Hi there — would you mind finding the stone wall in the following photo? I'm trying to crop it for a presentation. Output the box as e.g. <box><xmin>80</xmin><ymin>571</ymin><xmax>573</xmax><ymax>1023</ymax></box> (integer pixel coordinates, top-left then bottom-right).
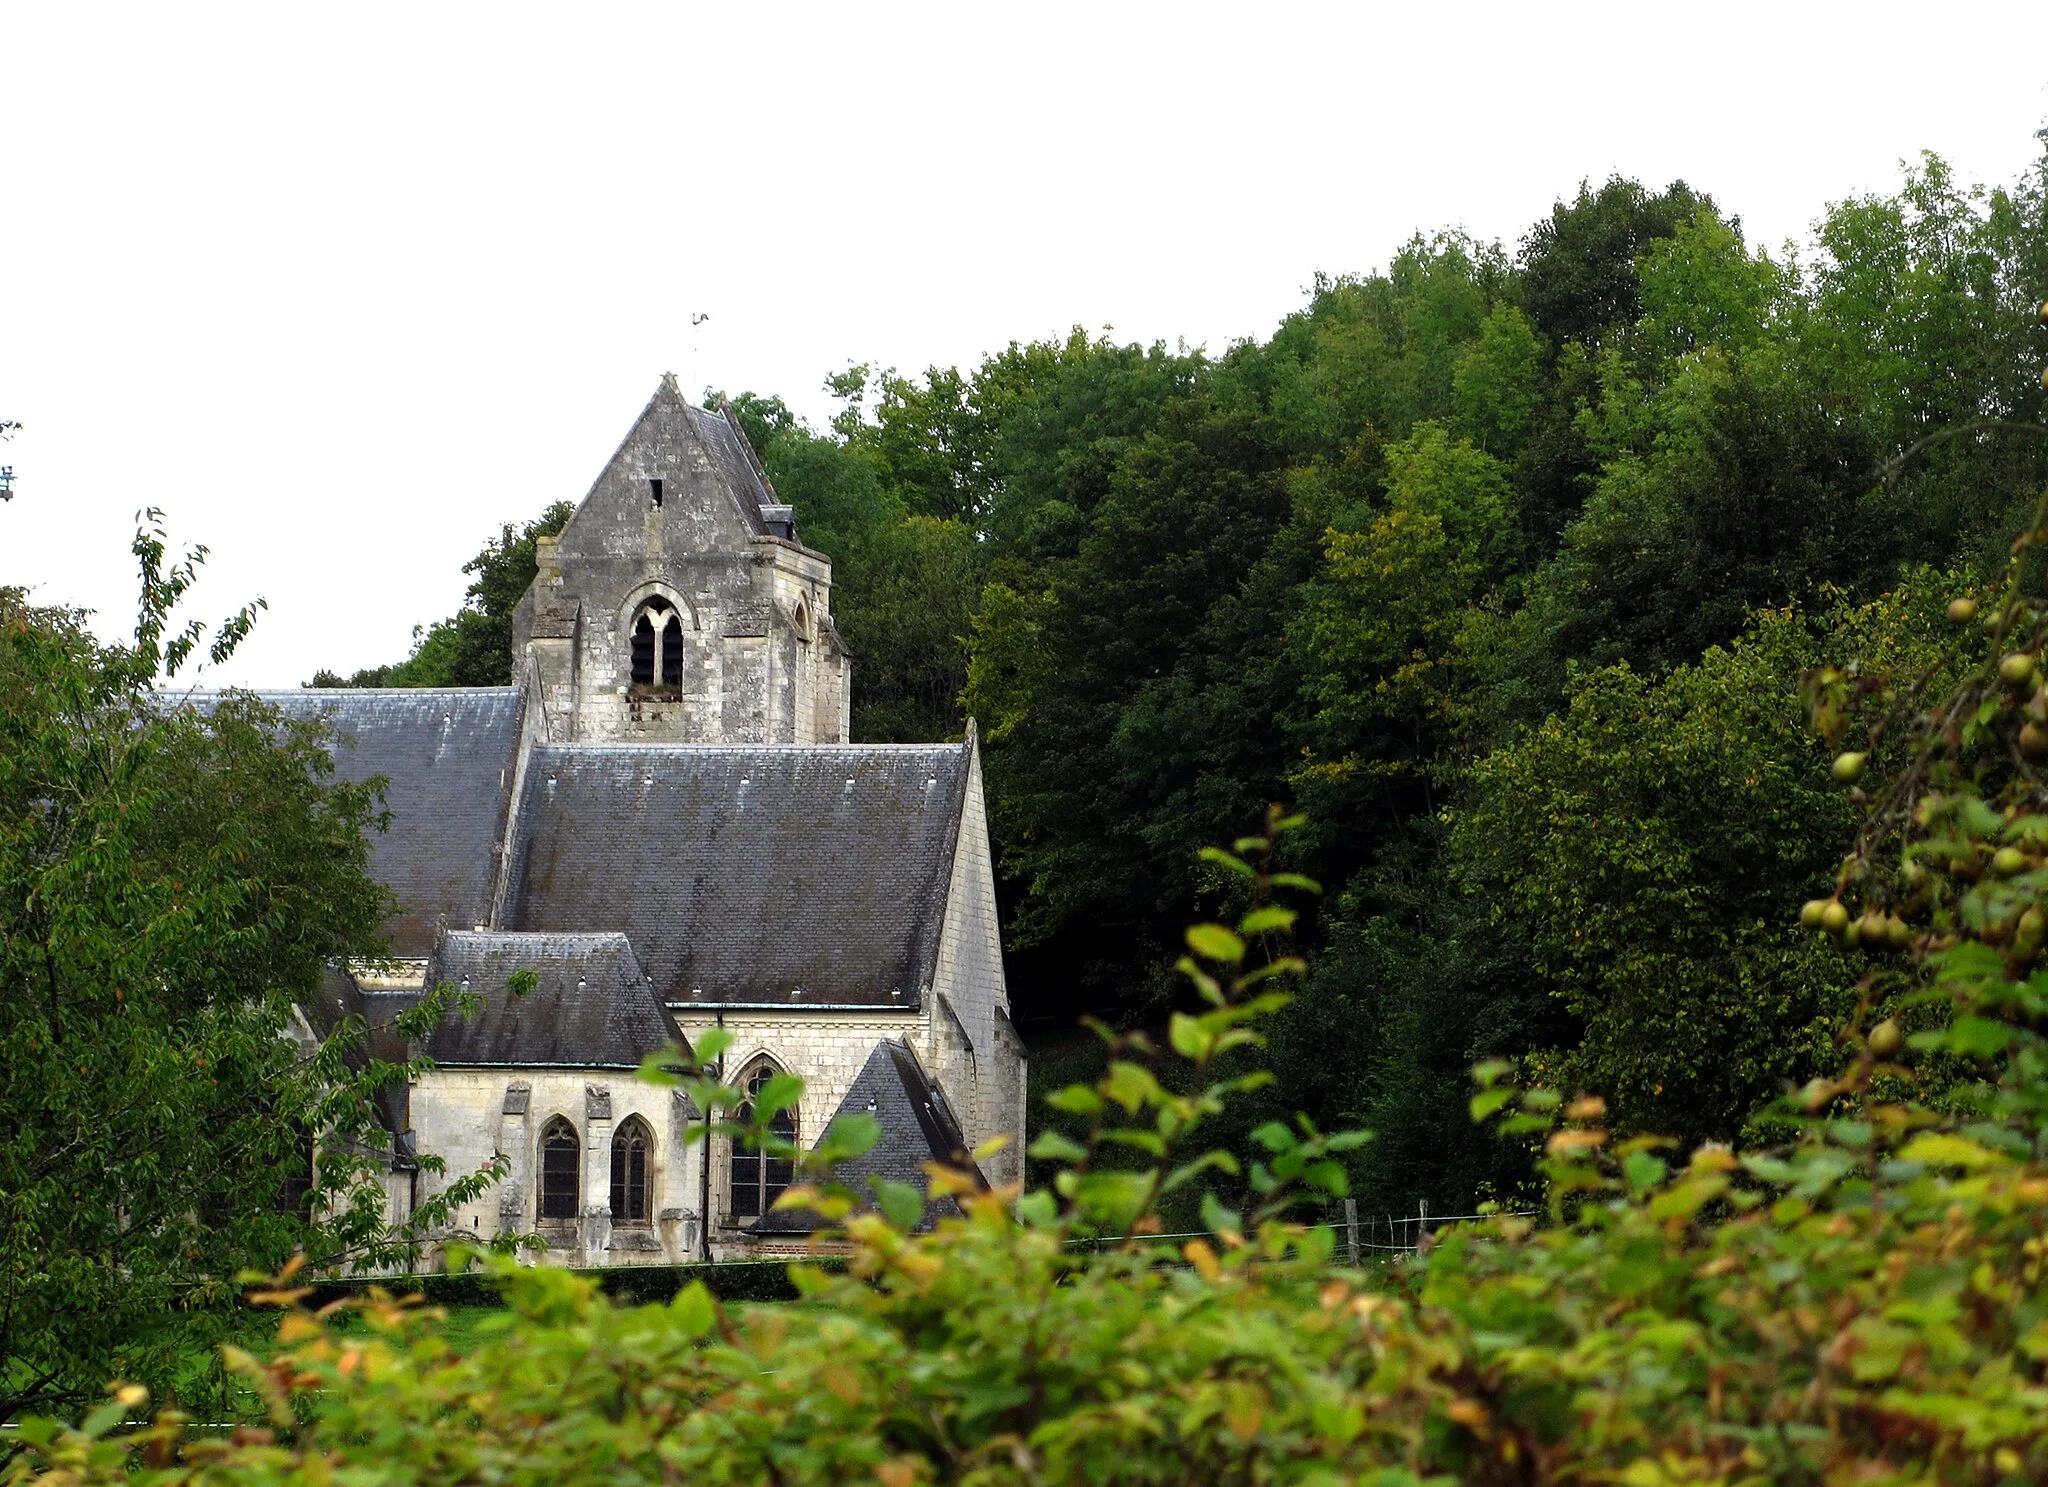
<box><xmin>926</xmin><ymin>728</ymin><xmax>1026</xmax><ymax>1184</ymax></box>
<box><xmin>405</xmin><ymin>1066</ymin><xmax>705</xmax><ymax>1268</ymax></box>
<box><xmin>667</xmin><ymin>1008</ymin><xmax>925</xmax><ymax>1256</ymax></box>
<box><xmin>511</xmin><ymin>380</ymin><xmax>847</xmax><ymax>746</ymax></box>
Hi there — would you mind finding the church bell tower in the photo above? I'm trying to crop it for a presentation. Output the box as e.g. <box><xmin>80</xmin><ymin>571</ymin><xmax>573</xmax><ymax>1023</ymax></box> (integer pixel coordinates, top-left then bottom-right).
<box><xmin>510</xmin><ymin>376</ymin><xmax>852</xmax><ymax>745</ymax></box>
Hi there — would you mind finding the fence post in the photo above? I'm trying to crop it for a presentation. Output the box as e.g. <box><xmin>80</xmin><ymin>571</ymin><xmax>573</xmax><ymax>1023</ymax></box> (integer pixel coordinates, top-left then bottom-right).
<box><xmin>1343</xmin><ymin>1199</ymin><xmax>1359</xmax><ymax>1267</ymax></box>
<box><xmin>1417</xmin><ymin>1198</ymin><xmax>1429</xmax><ymax>1252</ymax></box>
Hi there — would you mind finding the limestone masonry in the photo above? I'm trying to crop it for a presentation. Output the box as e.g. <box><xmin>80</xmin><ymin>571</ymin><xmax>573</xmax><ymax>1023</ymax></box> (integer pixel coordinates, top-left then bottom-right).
<box><xmin>268</xmin><ymin>377</ymin><xmax>1024</xmax><ymax>1267</ymax></box>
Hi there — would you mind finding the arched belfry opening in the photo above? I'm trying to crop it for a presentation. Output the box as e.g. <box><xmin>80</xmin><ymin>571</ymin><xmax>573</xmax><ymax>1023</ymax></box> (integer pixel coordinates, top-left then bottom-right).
<box><xmin>630</xmin><ymin>597</ymin><xmax>685</xmax><ymax>690</ymax></box>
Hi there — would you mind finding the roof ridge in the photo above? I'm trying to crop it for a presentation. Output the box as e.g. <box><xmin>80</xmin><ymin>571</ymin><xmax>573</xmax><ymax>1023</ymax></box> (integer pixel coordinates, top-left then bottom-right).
<box><xmin>530</xmin><ymin>741</ymin><xmax>968</xmax><ymax>755</ymax></box>
<box><xmin>184</xmin><ymin>686</ymin><xmax>526</xmax><ymax>699</ymax></box>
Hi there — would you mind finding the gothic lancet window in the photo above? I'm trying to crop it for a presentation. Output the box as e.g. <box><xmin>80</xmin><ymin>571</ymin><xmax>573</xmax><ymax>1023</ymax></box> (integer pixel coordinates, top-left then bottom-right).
<box><xmin>629</xmin><ymin>597</ymin><xmax>685</xmax><ymax>690</ymax></box>
<box><xmin>610</xmin><ymin>1117</ymin><xmax>652</xmax><ymax>1224</ymax></box>
<box><xmin>728</xmin><ymin>1064</ymin><xmax>796</xmax><ymax>1219</ymax></box>
<box><xmin>539</xmin><ymin>1117</ymin><xmax>579</xmax><ymax>1221</ymax></box>
<box><xmin>661</xmin><ymin>612</ymin><xmax>683</xmax><ymax>686</ymax></box>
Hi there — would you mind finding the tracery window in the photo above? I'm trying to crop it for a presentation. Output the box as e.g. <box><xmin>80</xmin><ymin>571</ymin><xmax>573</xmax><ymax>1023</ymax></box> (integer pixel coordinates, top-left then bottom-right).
<box><xmin>629</xmin><ymin>597</ymin><xmax>685</xmax><ymax>689</ymax></box>
<box><xmin>539</xmin><ymin>1117</ymin><xmax>579</xmax><ymax>1221</ymax></box>
<box><xmin>728</xmin><ymin>1064</ymin><xmax>796</xmax><ymax>1219</ymax></box>
<box><xmin>610</xmin><ymin>1116</ymin><xmax>652</xmax><ymax>1224</ymax></box>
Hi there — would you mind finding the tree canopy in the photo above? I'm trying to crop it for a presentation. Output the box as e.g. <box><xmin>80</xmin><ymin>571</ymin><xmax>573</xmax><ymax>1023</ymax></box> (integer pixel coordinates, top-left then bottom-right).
<box><xmin>0</xmin><ymin>524</ymin><xmax>498</xmax><ymax>1420</ymax></box>
<box><xmin>318</xmin><ymin>141</ymin><xmax>2048</xmax><ymax>1211</ymax></box>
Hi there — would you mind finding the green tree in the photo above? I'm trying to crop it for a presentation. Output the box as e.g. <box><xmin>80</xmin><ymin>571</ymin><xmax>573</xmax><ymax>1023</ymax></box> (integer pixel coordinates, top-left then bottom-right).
<box><xmin>1518</xmin><ymin>176</ymin><xmax>1715</xmax><ymax>350</ymax></box>
<box><xmin>0</xmin><ymin>520</ymin><xmax>496</xmax><ymax>1420</ymax></box>
<box><xmin>1449</xmin><ymin>588</ymin><xmax>1957</xmax><ymax>1142</ymax></box>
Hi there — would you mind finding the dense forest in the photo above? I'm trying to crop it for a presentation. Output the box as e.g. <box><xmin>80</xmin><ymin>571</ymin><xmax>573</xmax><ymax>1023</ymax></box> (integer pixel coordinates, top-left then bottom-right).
<box><xmin>319</xmin><ymin>145</ymin><xmax>2048</xmax><ymax>1214</ymax></box>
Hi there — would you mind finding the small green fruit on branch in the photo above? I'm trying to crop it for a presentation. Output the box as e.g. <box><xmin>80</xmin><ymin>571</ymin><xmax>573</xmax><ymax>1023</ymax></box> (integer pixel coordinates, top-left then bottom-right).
<box><xmin>1832</xmin><ymin>752</ymin><xmax>1867</xmax><ymax>783</ymax></box>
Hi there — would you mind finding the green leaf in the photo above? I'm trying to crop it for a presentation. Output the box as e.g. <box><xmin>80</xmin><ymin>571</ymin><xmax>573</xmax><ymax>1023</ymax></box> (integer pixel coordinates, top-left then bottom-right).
<box><xmin>1186</xmin><ymin>923</ymin><xmax>1246</xmax><ymax>964</ymax></box>
<box><xmin>1177</xmin><ymin>956</ymin><xmax>1224</xmax><ymax>1002</ymax></box>
<box><xmin>1470</xmin><ymin>1087</ymin><xmax>1515</xmax><ymax>1122</ymax></box>
<box><xmin>1102</xmin><ymin>1060</ymin><xmax>1164</xmax><ymax>1113</ymax></box>
<box><xmin>1168</xmin><ymin>1012</ymin><xmax>1213</xmax><ymax>1060</ymax></box>
<box><xmin>1623</xmin><ymin>1151</ymin><xmax>1669</xmax><ymax>1195</ymax></box>
<box><xmin>1100</xmin><ymin>1128</ymin><xmax>1168</xmax><ymax>1158</ymax></box>
<box><xmin>1200</xmin><ymin>1191</ymin><xmax>1243</xmax><ymax>1237</ymax></box>
<box><xmin>669</xmin><ymin>1280</ymin><xmax>717</xmax><ymax>1339</ymax></box>
<box><xmin>1303</xmin><ymin>1159</ymin><xmax>1349</xmax><ymax>1195</ymax></box>
<box><xmin>872</xmin><ymin>1178</ymin><xmax>925</xmax><ymax>1231</ymax></box>
<box><xmin>1069</xmin><ymin>1171</ymin><xmax>1158</xmax><ymax>1229</ymax></box>
<box><xmin>810</xmin><ymin>1113</ymin><xmax>882</xmax><ymax>1166</ymax></box>
<box><xmin>1043</xmin><ymin>1085</ymin><xmax>1104</xmax><ymax>1116</ymax></box>
<box><xmin>1897</xmin><ymin>1133</ymin><xmax>2006</xmax><ymax>1169</ymax></box>
<box><xmin>1198</xmin><ymin>846</ymin><xmax>1256</xmax><ymax>879</ymax></box>
<box><xmin>1249</xmin><ymin>1121</ymin><xmax>1294</xmax><ymax>1153</ymax></box>
<box><xmin>1028</xmin><ymin>1131</ymin><xmax>1088</xmax><ymax>1163</ymax></box>
<box><xmin>1163</xmin><ymin>1150</ymin><xmax>1240</xmax><ymax>1194</ymax></box>
<box><xmin>634</xmin><ymin>1045</ymin><xmax>686</xmax><ymax>1088</ymax></box>
<box><xmin>1238</xmin><ymin>905</ymin><xmax>1296</xmax><ymax>936</ymax></box>
<box><xmin>1946</xmin><ymin>1016</ymin><xmax>2013</xmax><ymax>1056</ymax></box>
<box><xmin>751</xmin><ymin>1073</ymin><xmax>805</xmax><ymax>1118</ymax></box>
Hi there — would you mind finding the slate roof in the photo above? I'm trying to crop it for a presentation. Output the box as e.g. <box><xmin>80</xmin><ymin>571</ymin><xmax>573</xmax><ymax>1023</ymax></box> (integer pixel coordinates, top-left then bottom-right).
<box><xmin>754</xmin><ymin>1038</ymin><xmax>983</xmax><ymax>1234</ymax></box>
<box><xmin>227</xmin><ymin>688</ymin><xmax>527</xmax><ymax>954</ymax></box>
<box><xmin>501</xmin><ymin>743</ymin><xmax>969</xmax><ymax>1008</ymax></box>
<box><xmin>689</xmin><ymin>398</ymin><xmax>777</xmax><ymax>522</ymax></box>
<box><xmin>420</xmin><ymin>931</ymin><xmax>679</xmax><ymax>1068</ymax></box>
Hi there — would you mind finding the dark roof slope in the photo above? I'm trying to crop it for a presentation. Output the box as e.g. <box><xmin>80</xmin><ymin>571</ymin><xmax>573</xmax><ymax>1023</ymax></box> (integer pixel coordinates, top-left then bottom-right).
<box><xmin>235</xmin><ymin>688</ymin><xmax>526</xmax><ymax>954</ymax></box>
<box><xmin>755</xmin><ymin>1038</ymin><xmax>982</xmax><ymax>1234</ymax></box>
<box><xmin>689</xmin><ymin>399</ymin><xmax>776</xmax><ymax>517</ymax></box>
<box><xmin>502</xmin><ymin>743</ymin><xmax>968</xmax><ymax>1007</ymax></box>
<box><xmin>420</xmin><ymin>930</ymin><xmax>678</xmax><ymax>1068</ymax></box>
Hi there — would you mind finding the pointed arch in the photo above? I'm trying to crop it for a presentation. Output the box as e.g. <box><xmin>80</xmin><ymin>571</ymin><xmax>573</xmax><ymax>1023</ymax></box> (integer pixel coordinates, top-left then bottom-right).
<box><xmin>610</xmin><ymin>1115</ymin><xmax>654</xmax><ymax>1224</ymax></box>
<box><xmin>620</xmin><ymin>583</ymin><xmax>699</xmax><ymax>694</ymax></box>
<box><xmin>538</xmin><ymin>1115</ymin><xmax>580</xmax><ymax>1221</ymax></box>
<box><xmin>728</xmin><ymin>1058</ymin><xmax>797</xmax><ymax>1220</ymax></box>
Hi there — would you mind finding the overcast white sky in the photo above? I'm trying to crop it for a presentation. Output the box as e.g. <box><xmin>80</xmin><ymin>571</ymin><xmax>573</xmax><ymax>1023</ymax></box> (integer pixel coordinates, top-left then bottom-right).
<box><xmin>3</xmin><ymin>2</ymin><xmax>2045</xmax><ymax>685</ymax></box>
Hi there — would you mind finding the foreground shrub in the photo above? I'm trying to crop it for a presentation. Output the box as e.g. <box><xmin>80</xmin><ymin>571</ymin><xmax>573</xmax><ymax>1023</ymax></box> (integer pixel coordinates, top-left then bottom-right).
<box><xmin>19</xmin><ymin>498</ymin><xmax>2048</xmax><ymax>1481</ymax></box>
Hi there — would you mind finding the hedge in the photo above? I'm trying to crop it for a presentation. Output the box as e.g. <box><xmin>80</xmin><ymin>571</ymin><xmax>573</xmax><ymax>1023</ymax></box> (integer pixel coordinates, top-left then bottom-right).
<box><xmin>299</xmin><ymin>1257</ymin><xmax>846</xmax><ymax>1312</ymax></box>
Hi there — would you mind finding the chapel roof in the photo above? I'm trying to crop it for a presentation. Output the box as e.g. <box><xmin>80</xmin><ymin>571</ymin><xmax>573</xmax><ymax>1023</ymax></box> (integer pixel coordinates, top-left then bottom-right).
<box><xmin>752</xmin><ymin>1037</ymin><xmax>983</xmax><ymax>1235</ymax></box>
<box><xmin>224</xmin><ymin>687</ymin><xmax>527</xmax><ymax>955</ymax></box>
<box><xmin>420</xmin><ymin>930</ymin><xmax>679</xmax><ymax>1069</ymax></box>
<box><xmin>500</xmin><ymin>742</ymin><xmax>970</xmax><ymax>1009</ymax></box>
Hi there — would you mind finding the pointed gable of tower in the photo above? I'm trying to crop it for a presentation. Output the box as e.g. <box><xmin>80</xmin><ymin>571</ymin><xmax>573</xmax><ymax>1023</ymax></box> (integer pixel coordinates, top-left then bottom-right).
<box><xmin>511</xmin><ymin>377</ymin><xmax>850</xmax><ymax>745</ymax></box>
<box><xmin>551</xmin><ymin>374</ymin><xmax>771</xmax><ymax>561</ymax></box>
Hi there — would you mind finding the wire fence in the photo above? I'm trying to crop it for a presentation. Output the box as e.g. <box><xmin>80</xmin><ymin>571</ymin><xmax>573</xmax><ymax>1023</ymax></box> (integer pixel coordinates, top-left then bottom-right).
<box><xmin>1063</xmin><ymin>1200</ymin><xmax>1533</xmax><ymax>1265</ymax></box>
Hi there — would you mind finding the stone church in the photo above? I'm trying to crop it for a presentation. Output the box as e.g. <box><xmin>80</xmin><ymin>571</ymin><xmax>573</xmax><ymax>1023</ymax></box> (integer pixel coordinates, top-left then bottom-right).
<box><xmin>270</xmin><ymin>376</ymin><xmax>1025</xmax><ymax>1266</ymax></box>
